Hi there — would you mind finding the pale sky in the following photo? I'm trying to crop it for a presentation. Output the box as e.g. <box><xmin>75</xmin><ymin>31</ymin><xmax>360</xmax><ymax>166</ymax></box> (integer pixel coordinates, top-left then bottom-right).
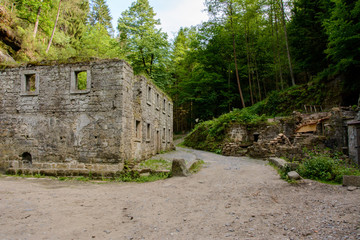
<box><xmin>107</xmin><ymin>0</ymin><xmax>209</xmax><ymax>39</ymax></box>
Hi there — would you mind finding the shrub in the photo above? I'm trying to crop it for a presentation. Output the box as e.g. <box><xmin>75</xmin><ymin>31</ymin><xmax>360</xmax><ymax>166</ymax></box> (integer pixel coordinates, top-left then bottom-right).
<box><xmin>184</xmin><ymin>108</ymin><xmax>267</xmax><ymax>152</ymax></box>
<box><xmin>297</xmin><ymin>150</ymin><xmax>360</xmax><ymax>184</ymax></box>
<box><xmin>297</xmin><ymin>156</ymin><xmax>335</xmax><ymax>181</ymax></box>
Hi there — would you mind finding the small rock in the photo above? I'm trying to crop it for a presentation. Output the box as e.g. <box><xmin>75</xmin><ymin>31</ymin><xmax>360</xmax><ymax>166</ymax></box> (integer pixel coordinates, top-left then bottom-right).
<box><xmin>140</xmin><ymin>172</ymin><xmax>150</xmax><ymax>177</ymax></box>
<box><xmin>288</xmin><ymin>171</ymin><xmax>301</xmax><ymax>180</ymax></box>
<box><xmin>347</xmin><ymin>186</ymin><xmax>357</xmax><ymax>191</ymax></box>
<box><xmin>104</xmin><ymin>230</ymin><xmax>111</xmax><ymax>234</ymax></box>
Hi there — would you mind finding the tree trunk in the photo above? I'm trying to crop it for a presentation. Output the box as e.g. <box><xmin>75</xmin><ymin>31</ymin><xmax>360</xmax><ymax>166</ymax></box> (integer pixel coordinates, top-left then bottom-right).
<box><xmin>229</xmin><ymin>1</ymin><xmax>246</xmax><ymax>108</ymax></box>
<box><xmin>245</xmin><ymin>24</ymin><xmax>254</xmax><ymax>105</ymax></box>
<box><xmin>254</xmin><ymin>56</ymin><xmax>262</xmax><ymax>101</ymax></box>
<box><xmin>33</xmin><ymin>0</ymin><xmax>43</xmax><ymax>38</ymax></box>
<box><xmin>270</xmin><ymin>0</ymin><xmax>279</xmax><ymax>90</ymax></box>
<box><xmin>279</xmin><ymin>0</ymin><xmax>295</xmax><ymax>86</ymax></box>
<box><xmin>46</xmin><ymin>0</ymin><xmax>61</xmax><ymax>53</ymax></box>
<box><xmin>274</xmin><ymin>7</ymin><xmax>284</xmax><ymax>90</ymax></box>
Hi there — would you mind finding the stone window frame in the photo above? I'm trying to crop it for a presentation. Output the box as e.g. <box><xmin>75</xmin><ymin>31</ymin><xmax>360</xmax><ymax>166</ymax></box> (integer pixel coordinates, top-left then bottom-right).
<box><xmin>70</xmin><ymin>67</ymin><xmax>91</xmax><ymax>94</ymax></box>
<box><xmin>156</xmin><ymin>93</ymin><xmax>160</xmax><ymax>111</ymax></box>
<box><xmin>162</xmin><ymin>98</ymin><xmax>166</xmax><ymax>114</ymax></box>
<box><xmin>147</xmin><ymin>86</ymin><xmax>152</xmax><ymax>106</ymax></box>
<box><xmin>20</xmin><ymin>70</ymin><xmax>39</xmax><ymax>96</ymax></box>
<box><xmin>168</xmin><ymin>128</ymin><xmax>171</xmax><ymax>143</ymax></box>
<box><xmin>162</xmin><ymin>127</ymin><xmax>166</xmax><ymax>143</ymax></box>
<box><xmin>146</xmin><ymin>123</ymin><xmax>151</xmax><ymax>142</ymax></box>
<box><xmin>135</xmin><ymin>119</ymin><xmax>142</xmax><ymax>142</ymax></box>
<box><xmin>168</xmin><ymin>102</ymin><xmax>171</xmax><ymax>117</ymax></box>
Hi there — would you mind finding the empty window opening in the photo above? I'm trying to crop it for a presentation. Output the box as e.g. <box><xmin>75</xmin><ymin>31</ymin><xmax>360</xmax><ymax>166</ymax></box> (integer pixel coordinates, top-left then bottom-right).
<box><xmin>147</xmin><ymin>86</ymin><xmax>152</xmax><ymax>102</ymax></box>
<box><xmin>156</xmin><ymin>93</ymin><xmax>160</xmax><ymax>110</ymax></box>
<box><xmin>76</xmin><ymin>71</ymin><xmax>87</xmax><ymax>90</ymax></box>
<box><xmin>168</xmin><ymin>103</ymin><xmax>171</xmax><ymax>115</ymax></box>
<box><xmin>168</xmin><ymin>129</ymin><xmax>171</xmax><ymax>142</ymax></box>
<box><xmin>25</xmin><ymin>74</ymin><xmax>36</xmax><ymax>92</ymax></box>
<box><xmin>136</xmin><ymin>120</ymin><xmax>141</xmax><ymax>139</ymax></box>
<box><xmin>146</xmin><ymin>123</ymin><xmax>151</xmax><ymax>140</ymax></box>
<box><xmin>163</xmin><ymin>99</ymin><xmax>166</xmax><ymax>112</ymax></box>
<box><xmin>162</xmin><ymin>127</ymin><xmax>166</xmax><ymax>141</ymax></box>
<box><xmin>21</xmin><ymin>152</ymin><xmax>32</xmax><ymax>164</ymax></box>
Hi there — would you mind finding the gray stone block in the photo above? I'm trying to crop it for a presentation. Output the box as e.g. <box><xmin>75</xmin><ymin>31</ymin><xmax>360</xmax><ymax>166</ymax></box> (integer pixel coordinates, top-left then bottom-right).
<box><xmin>171</xmin><ymin>159</ymin><xmax>190</xmax><ymax>177</ymax></box>
<box><xmin>269</xmin><ymin>157</ymin><xmax>287</xmax><ymax>169</ymax></box>
<box><xmin>343</xmin><ymin>175</ymin><xmax>360</xmax><ymax>187</ymax></box>
<box><xmin>288</xmin><ymin>171</ymin><xmax>301</xmax><ymax>180</ymax></box>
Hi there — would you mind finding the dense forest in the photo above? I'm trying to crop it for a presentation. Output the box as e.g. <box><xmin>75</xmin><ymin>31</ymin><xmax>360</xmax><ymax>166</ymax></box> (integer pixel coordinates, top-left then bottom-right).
<box><xmin>1</xmin><ymin>0</ymin><xmax>359</xmax><ymax>132</ymax></box>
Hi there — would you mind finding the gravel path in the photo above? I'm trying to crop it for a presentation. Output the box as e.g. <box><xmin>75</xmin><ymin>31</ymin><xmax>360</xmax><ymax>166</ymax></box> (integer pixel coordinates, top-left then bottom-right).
<box><xmin>0</xmin><ymin>147</ymin><xmax>359</xmax><ymax>240</ymax></box>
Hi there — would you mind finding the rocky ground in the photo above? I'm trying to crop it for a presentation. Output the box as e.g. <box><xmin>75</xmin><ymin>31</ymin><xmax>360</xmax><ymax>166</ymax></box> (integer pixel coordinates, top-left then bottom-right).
<box><xmin>0</xmin><ymin>146</ymin><xmax>359</xmax><ymax>240</ymax></box>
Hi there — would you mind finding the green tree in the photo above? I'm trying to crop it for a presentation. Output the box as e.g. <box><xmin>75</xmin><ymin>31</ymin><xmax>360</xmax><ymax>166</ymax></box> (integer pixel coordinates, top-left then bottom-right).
<box><xmin>89</xmin><ymin>0</ymin><xmax>113</xmax><ymax>35</ymax></box>
<box><xmin>324</xmin><ymin>0</ymin><xmax>360</xmax><ymax>74</ymax></box>
<box><xmin>206</xmin><ymin>0</ymin><xmax>246</xmax><ymax>108</ymax></box>
<box><xmin>288</xmin><ymin>0</ymin><xmax>331</xmax><ymax>78</ymax></box>
<box><xmin>117</xmin><ymin>0</ymin><xmax>170</xmax><ymax>88</ymax></box>
<box><xmin>324</xmin><ymin>0</ymin><xmax>360</xmax><ymax>104</ymax></box>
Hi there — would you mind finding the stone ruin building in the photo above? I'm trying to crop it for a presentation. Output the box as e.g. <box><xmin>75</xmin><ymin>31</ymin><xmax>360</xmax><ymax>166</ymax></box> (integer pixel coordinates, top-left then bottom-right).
<box><xmin>0</xmin><ymin>59</ymin><xmax>174</xmax><ymax>177</ymax></box>
<box><xmin>222</xmin><ymin>108</ymin><xmax>360</xmax><ymax>165</ymax></box>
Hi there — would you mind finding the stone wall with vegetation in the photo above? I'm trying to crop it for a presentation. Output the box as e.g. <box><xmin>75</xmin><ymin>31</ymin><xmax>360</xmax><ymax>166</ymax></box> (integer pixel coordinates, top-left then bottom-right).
<box><xmin>0</xmin><ymin>59</ymin><xmax>173</xmax><ymax>176</ymax></box>
<box><xmin>184</xmin><ymin>107</ymin><xmax>358</xmax><ymax>163</ymax></box>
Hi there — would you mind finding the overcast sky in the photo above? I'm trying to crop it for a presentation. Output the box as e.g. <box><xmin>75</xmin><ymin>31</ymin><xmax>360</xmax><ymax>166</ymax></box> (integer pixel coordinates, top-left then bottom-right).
<box><xmin>107</xmin><ymin>0</ymin><xmax>208</xmax><ymax>39</ymax></box>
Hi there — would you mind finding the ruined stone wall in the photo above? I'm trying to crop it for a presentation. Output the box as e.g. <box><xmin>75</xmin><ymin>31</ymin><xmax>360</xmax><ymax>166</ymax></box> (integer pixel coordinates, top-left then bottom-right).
<box><xmin>132</xmin><ymin>76</ymin><xmax>174</xmax><ymax>161</ymax></box>
<box><xmin>0</xmin><ymin>59</ymin><xmax>173</xmax><ymax>176</ymax></box>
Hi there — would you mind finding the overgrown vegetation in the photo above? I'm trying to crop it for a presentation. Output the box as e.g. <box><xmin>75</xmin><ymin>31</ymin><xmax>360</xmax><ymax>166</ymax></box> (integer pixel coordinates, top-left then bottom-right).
<box><xmin>297</xmin><ymin>149</ymin><xmax>360</xmax><ymax>184</ymax></box>
<box><xmin>268</xmin><ymin>148</ymin><xmax>360</xmax><ymax>184</ymax></box>
<box><xmin>184</xmin><ymin>107</ymin><xmax>267</xmax><ymax>152</ymax></box>
<box><xmin>189</xmin><ymin>160</ymin><xmax>205</xmax><ymax>173</ymax></box>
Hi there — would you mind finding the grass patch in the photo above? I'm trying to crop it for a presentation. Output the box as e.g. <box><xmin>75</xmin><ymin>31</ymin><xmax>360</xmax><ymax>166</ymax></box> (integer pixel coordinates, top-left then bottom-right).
<box><xmin>139</xmin><ymin>159</ymin><xmax>171</xmax><ymax>171</ymax></box>
<box><xmin>115</xmin><ymin>171</ymin><xmax>171</xmax><ymax>183</ymax></box>
<box><xmin>189</xmin><ymin>160</ymin><xmax>205</xmax><ymax>173</ymax></box>
<box><xmin>176</xmin><ymin>141</ymin><xmax>188</xmax><ymax>148</ymax></box>
<box><xmin>267</xmin><ymin>162</ymin><xmax>298</xmax><ymax>184</ymax></box>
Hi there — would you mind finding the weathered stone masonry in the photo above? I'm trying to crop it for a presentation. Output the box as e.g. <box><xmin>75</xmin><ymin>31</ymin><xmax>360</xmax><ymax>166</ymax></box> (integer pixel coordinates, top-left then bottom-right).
<box><xmin>0</xmin><ymin>59</ymin><xmax>174</xmax><ymax>176</ymax></box>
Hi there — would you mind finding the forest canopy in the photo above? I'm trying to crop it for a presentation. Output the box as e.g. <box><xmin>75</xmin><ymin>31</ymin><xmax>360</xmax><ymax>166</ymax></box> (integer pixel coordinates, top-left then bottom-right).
<box><xmin>1</xmin><ymin>0</ymin><xmax>359</xmax><ymax>132</ymax></box>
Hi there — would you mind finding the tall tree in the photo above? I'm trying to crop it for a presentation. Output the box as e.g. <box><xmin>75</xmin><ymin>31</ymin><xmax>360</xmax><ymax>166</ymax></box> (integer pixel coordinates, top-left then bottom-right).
<box><xmin>278</xmin><ymin>0</ymin><xmax>295</xmax><ymax>86</ymax></box>
<box><xmin>33</xmin><ymin>0</ymin><xmax>43</xmax><ymax>38</ymax></box>
<box><xmin>288</xmin><ymin>0</ymin><xmax>331</xmax><ymax>78</ymax></box>
<box><xmin>117</xmin><ymin>0</ymin><xmax>170</xmax><ymax>87</ymax></box>
<box><xmin>206</xmin><ymin>0</ymin><xmax>246</xmax><ymax>108</ymax></box>
<box><xmin>324</xmin><ymin>0</ymin><xmax>360</xmax><ymax>74</ymax></box>
<box><xmin>89</xmin><ymin>0</ymin><xmax>113</xmax><ymax>35</ymax></box>
<box><xmin>46</xmin><ymin>0</ymin><xmax>62</xmax><ymax>53</ymax></box>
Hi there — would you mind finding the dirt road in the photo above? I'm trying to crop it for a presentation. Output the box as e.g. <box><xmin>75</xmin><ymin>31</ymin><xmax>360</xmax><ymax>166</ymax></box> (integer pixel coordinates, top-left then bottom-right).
<box><xmin>0</xmin><ymin>147</ymin><xmax>359</xmax><ymax>240</ymax></box>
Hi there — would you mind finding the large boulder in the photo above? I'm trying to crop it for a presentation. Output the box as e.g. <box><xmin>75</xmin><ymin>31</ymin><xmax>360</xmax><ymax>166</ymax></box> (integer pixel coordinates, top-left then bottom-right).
<box><xmin>171</xmin><ymin>159</ymin><xmax>190</xmax><ymax>177</ymax></box>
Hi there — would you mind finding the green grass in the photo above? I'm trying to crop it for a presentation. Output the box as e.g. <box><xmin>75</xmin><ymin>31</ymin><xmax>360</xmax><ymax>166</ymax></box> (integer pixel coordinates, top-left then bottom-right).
<box><xmin>267</xmin><ymin>162</ymin><xmax>298</xmax><ymax>184</ymax></box>
<box><xmin>115</xmin><ymin>171</ymin><xmax>171</xmax><ymax>183</ymax></box>
<box><xmin>189</xmin><ymin>160</ymin><xmax>205</xmax><ymax>173</ymax></box>
<box><xmin>139</xmin><ymin>158</ymin><xmax>171</xmax><ymax>171</ymax></box>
